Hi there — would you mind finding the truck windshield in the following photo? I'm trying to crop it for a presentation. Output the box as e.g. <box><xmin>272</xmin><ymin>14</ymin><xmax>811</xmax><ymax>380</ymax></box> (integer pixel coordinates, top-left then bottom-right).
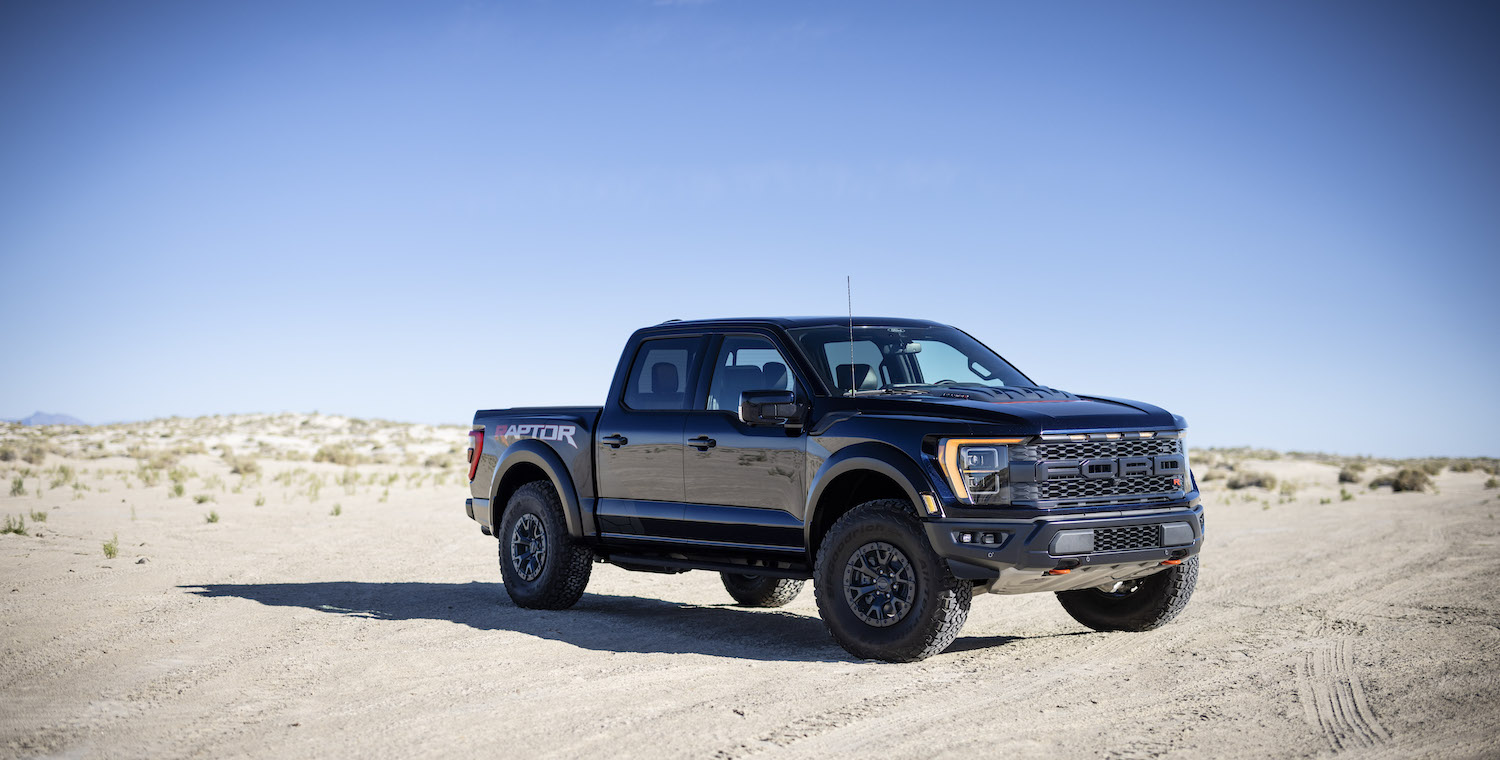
<box><xmin>788</xmin><ymin>325</ymin><xmax>1034</xmax><ymax>395</ymax></box>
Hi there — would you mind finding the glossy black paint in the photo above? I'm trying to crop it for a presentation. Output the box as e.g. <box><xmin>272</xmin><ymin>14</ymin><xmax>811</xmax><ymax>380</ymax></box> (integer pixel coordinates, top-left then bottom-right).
<box><xmin>469</xmin><ymin>317</ymin><xmax>1201</xmax><ymax>586</ymax></box>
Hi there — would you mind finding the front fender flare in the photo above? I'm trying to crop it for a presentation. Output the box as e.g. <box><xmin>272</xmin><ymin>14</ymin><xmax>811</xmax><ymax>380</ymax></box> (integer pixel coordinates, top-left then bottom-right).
<box><xmin>804</xmin><ymin>442</ymin><xmax>936</xmax><ymax>548</ymax></box>
<box><xmin>489</xmin><ymin>440</ymin><xmax>584</xmax><ymax>538</ymax></box>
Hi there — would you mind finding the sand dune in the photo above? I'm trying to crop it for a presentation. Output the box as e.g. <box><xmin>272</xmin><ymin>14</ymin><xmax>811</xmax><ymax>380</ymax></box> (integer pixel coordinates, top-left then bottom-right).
<box><xmin>2</xmin><ymin>416</ymin><xmax>1498</xmax><ymax>758</ymax></box>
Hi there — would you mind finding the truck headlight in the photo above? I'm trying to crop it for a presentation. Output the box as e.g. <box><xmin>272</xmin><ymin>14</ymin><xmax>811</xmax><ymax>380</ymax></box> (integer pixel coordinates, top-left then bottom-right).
<box><xmin>938</xmin><ymin>438</ymin><xmax>1022</xmax><ymax>506</ymax></box>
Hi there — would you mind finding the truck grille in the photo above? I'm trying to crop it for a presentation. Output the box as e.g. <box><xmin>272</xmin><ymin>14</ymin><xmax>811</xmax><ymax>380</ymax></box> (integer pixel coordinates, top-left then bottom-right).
<box><xmin>1011</xmin><ymin>438</ymin><xmax>1182</xmax><ymax>461</ymax></box>
<box><xmin>1093</xmin><ymin>524</ymin><xmax>1162</xmax><ymax>552</ymax></box>
<box><xmin>1017</xmin><ymin>475</ymin><xmax>1182</xmax><ymax>502</ymax></box>
<box><xmin>1008</xmin><ymin>434</ymin><xmax>1187</xmax><ymax>506</ymax></box>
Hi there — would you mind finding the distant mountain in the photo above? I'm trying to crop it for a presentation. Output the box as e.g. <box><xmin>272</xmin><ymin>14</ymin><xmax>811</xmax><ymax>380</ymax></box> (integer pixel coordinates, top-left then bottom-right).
<box><xmin>11</xmin><ymin>412</ymin><xmax>88</xmax><ymax>427</ymax></box>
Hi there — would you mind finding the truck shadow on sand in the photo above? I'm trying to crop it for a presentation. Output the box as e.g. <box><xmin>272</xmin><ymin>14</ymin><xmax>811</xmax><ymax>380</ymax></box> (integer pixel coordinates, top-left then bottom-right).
<box><xmin>181</xmin><ymin>581</ymin><xmax>1042</xmax><ymax>663</ymax></box>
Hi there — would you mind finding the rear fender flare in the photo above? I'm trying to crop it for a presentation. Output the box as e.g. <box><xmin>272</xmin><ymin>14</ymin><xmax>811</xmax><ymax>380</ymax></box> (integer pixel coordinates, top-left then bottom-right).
<box><xmin>489</xmin><ymin>440</ymin><xmax>584</xmax><ymax>538</ymax></box>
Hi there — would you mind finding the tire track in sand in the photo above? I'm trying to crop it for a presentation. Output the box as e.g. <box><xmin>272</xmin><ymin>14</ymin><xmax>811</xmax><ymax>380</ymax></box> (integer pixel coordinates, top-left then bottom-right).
<box><xmin>1294</xmin><ymin>624</ymin><xmax>1390</xmax><ymax>752</ymax></box>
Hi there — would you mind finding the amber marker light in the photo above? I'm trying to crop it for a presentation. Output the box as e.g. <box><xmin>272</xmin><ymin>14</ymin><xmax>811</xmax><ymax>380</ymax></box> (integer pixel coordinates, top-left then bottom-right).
<box><xmin>920</xmin><ymin>493</ymin><xmax>941</xmax><ymax>515</ymax></box>
<box><xmin>938</xmin><ymin>438</ymin><xmax>1023</xmax><ymax>502</ymax></box>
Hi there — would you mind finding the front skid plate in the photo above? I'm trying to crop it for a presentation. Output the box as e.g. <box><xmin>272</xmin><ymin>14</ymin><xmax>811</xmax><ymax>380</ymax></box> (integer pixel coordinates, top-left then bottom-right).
<box><xmin>976</xmin><ymin>559</ymin><xmax>1169</xmax><ymax>595</ymax></box>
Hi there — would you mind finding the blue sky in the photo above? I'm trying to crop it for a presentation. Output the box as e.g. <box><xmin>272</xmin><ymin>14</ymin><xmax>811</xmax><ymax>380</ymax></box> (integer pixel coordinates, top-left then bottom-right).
<box><xmin>1</xmin><ymin>1</ymin><xmax>1496</xmax><ymax>458</ymax></box>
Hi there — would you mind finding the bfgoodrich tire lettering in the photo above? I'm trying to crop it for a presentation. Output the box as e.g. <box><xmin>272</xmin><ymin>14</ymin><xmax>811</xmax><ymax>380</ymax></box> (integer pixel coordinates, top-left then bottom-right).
<box><xmin>497</xmin><ymin>481</ymin><xmax>592</xmax><ymax>610</ymax></box>
<box><xmin>720</xmin><ymin>573</ymin><xmax>805</xmax><ymax>608</ymax></box>
<box><xmin>1055</xmin><ymin>556</ymin><xmax>1198</xmax><ymax>632</ymax></box>
<box><xmin>813</xmin><ymin>500</ymin><xmax>971</xmax><ymax>662</ymax></box>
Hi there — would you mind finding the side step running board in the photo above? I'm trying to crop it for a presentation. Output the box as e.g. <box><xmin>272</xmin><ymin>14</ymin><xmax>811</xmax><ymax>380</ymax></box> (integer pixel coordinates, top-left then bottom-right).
<box><xmin>604</xmin><ymin>552</ymin><xmax>813</xmax><ymax>580</ymax></box>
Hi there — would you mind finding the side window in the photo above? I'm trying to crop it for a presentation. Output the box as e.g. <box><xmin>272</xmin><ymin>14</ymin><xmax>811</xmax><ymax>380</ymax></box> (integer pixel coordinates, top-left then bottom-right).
<box><xmin>622</xmin><ymin>337</ymin><xmax>706</xmax><ymax>411</ymax></box>
<box><xmin>706</xmin><ymin>335</ymin><xmax>796</xmax><ymax>411</ymax></box>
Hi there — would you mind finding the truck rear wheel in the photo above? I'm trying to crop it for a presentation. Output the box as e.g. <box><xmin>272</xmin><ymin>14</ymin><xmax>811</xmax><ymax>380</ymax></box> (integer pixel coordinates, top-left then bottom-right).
<box><xmin>813</xmin><ymin>500</ymin><xmax>971</xmax><ymax>662</ymax></box>
<box><xmin>1055</xmin><ymin>556</ymin><xmax>1198</xmax><ymax>632</ymax></box>
<box><xmin>497</xmin><ymin>481</ymin><xmax>592</xmax><ymax>610</ymax></box>
<box><xmin>720</xmin><ymin>573</ymin><xmax>805</xmax><ymax>607</ymax></box>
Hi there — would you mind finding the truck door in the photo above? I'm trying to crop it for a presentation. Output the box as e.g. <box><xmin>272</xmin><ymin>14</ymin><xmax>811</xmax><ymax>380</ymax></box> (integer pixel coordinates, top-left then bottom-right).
<box><xmin>680</xmin><ymin>333</ymin><xmax>808</xmax><ymax>548</ymax></box>
<box><xmin>594</xmin><ymin>335</ymin><xmax>708</xmax><ymax>537</ymax></box>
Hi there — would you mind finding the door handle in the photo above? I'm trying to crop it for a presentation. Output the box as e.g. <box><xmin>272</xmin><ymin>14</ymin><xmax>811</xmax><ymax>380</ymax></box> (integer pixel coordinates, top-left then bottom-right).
<box><xmin>688</xmin><ymin>435</ymin><xmax>717</xmax><ymax>451</ymax></box>
<box><xmin>601</xmin><ymin>434</ymin><xmax>628</xmax><ymax>448</ymax></box>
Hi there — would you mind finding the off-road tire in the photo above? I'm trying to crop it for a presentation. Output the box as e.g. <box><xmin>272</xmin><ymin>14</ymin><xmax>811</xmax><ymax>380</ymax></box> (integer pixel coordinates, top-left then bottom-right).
<box><xmin>1055</xmin><ymin>556</ymin><xmax>1199</xmax><ymax>632</ymax></box>
<box><xmin>720</xmin><ymin>573</ymin><xmax>805</xmax><ymax>607</ymax></box>
<box><xmin>497</xmin><ymin>481</ymin><xmax>592</xmax><ymax>610</ymax></box>
<box><xmin>813</xmin><ymin>499</ymin><xmax>971</xmax><ymax>662</ymax></box>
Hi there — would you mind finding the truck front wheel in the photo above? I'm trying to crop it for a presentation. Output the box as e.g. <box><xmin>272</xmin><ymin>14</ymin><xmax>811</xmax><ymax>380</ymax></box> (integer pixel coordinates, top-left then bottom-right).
<box><xmin>497</xmin><ymin>481</ymin><xmax>592</xmax><ymax>610</ymax></box>
<box><xmin>1055</xmin><ymin>556</ymin><xmax>1198</xmax><ymax>632</ymax></box>
<box><xmin>720</xmin><ymin>573</ymin><xmax>805</xmax><ymax>607</ymax></box>
<box><xmin>813</xmin><ymin>500</ymin><xmax>971</xmax><ymax>662</ymax></box>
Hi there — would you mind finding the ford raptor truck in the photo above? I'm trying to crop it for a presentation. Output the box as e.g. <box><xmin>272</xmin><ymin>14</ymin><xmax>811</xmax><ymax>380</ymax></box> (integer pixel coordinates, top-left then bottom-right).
<box><xmin>465</xmin><ymin>317</ymin><xmax>1202</xmax><ymax>662</ymax></box>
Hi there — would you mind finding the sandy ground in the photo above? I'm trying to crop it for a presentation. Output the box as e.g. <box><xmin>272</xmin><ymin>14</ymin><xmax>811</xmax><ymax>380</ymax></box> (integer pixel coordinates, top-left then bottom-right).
<box><xmin>2</xmin><ymin>431</ymin><xmax>1499</xmax><ymax>759</ymax></box>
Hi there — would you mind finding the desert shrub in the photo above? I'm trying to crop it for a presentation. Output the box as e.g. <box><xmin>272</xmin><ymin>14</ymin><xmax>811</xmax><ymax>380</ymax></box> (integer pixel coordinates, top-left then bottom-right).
<box><xmin>205</xmin><ymin>510</ymin><xmax>220</xmax><ymax>524</ymax></box>
<box><xmin>1449</xmin><ymin>460</ymin><xmax>1474</xmax><ymax>473</ymax></box>
<box><xmin>48</xmin><ymin>465</ymin><xmax>75</xmax><ymax>489</ymax></box>
<box><xmin>28</xmin><ymin>509</ymin><xmax>47</xmax><ymax>522</ymax></box>
<box><xmin>254</xmin><ymin>493</ymin><xmax>266</xmax><ymax>506</ymax></box>
<box><xmin>0</xmin><ymin>445</ymin><xmax>15</xmax><ymax>461</ymax></box>
<box><xmin>1486</xmin><ymin>477</ymin><xmax>1498</xmax><ymax>490</ymax></box>
<box><xmin>379</xmin><ymin>488</ymin><xmax>389</xmax><ymax>503</ymax></box>
<box><xmin>193</xmin><ymin>494</ymin><xmax>213</xmax><ymax>504</ymax></box>
<box><xmin>21</xmin><ymin>446</ymin><xmax>45</xmax><ymax>465</ymax></box>
<box><xmin>136</xmin><ymin>465</ymin><xmax>162</xmax><ymax>487</ymax></box>
<box><xmin>1368</xmin><ymin>468</ymin><xmax>1433</xmax><ymax>493</ymax></box>
<box><xmin>146</xmin><ymin>451</ymin><xmax>178</xmax><ymax>470</ymax></box>
<box><xmin>1227</xmin><ymin>471</ymin><xmax>1277</xmax><ymax>490</ymax></box>
<box><xmin>224</xmin><ymin>453</ymin><xmax>260</xmax><ymax>475</ymax></box>
<box><xmin>1</xmin><ymin>515</ymin><xmax>26</xmax><ymax>535</ymax></box>
<box><xmin>1415</xmin><ymin>460</ymin><xmax>1444</xmax><ymax>476</ymax></box>
<box><xmin>1340</xmin><ymin>488</ymin><xmax>1355</xmax><ymax>502</ymax></box>
<box><xmin>1319</xmin><ymin>497</ymin><xmax>1331</xmax><ymax>504</ymax></box>
<box><xmin>1338</xmin><ymin>466</ymin><xmax>1363</xmax><ymax>484</ymax></box>
<box><xmin>170</xmin><ymin>483</ymin><xmax>185</xmax><ymax>498</ymax></box>
<box><xmin>330</xmin><ymin>503</ymin><xmax>342</xmax><ymax>516</ymax></box>
<box><xmin>1278</xmin><ymin>482</ymin><xmax>1298</xmax><ymax>498</ymax></box>
<box><xmin>313</xmin><ymin>446</ymin><xmax>362</xmax><ymax>466</ymax></box>
<box><xmin>1200</xmin><ymin>469</ymin><xmax>1225</xmax><ymax>482</ymax></box>
<box><xmin>10</xmin><ymin>476</ymin><xmax>25</xmax><ymax>497</ymax></box>
<box><xmin>167</xmin><ymin>466</ymin><xmax>195</xmax><ymax>484</ymax></box>
<box><xmin>102</xmin><ymin>533</ymin><xmax>118</xmax><ymax>558</ymax></box>
<box><xmin>338</xmin><ymin>468</ymin><xmax>359</xmax><ymax>494</ymax></box>
<box><xmin>423</xmin><ymin>455</ymin><xmax>451</xmax><ymax>469</ymax></box>
<box><xmin>307</xmin><ymin>478</ymin><xmax>323</xmax><ymax>502</ymax></box>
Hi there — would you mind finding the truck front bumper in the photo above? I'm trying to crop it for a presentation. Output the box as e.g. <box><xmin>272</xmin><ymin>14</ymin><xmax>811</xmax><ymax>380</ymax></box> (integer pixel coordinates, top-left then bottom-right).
<box><xmin>924</xmin><ymin>503</ymin><xmax>1204</xmax><ymax>595</ymax></box>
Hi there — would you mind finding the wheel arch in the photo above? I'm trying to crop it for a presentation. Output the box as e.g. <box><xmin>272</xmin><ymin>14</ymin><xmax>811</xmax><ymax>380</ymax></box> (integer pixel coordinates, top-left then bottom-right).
<box><xmin>489</xmin><ymin>441</ymin><xmax>584</xmax><ymax>538</ymax></box>
<box><xmin>804</xmin><ymin>443</ymin><xmax>933</xmax><ymax>558</ymax></box>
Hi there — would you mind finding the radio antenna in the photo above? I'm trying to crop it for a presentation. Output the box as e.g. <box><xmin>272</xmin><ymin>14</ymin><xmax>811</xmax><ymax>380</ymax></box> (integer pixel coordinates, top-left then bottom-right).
<box><xmin>846</xmin><ymin>275</ymin><xmax>855</xmax><ymax>397</ymax></box>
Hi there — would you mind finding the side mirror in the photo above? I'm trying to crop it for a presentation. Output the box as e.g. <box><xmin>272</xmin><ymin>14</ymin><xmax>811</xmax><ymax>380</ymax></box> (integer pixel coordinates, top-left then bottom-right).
<box><xmin>739</xmin><ymin>390</ymin><xmax>807</xmax><ymax>429</ymax></box>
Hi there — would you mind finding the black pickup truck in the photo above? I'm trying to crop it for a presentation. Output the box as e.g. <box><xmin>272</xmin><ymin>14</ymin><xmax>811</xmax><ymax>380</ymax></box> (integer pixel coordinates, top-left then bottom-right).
<box><xmin>466</xmin><ymin>317</ymin><xmax>1202</xmax><ymax>662</ymax></box>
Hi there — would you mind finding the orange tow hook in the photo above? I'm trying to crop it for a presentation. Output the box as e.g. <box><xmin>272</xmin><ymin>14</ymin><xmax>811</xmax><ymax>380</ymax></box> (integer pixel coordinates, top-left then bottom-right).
<box><xmin>1045</xmin><ymin>568</ymin><xmax>1071</xmax><ymax>576</ymax></box>
<box><xmin>1161</xmin><ymin>559</ymin><xmax>1182</xmax><ymax>566</ymax></box>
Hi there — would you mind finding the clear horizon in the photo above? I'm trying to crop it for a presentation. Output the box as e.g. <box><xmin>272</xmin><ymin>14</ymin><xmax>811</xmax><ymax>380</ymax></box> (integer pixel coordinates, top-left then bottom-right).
<box><xmin>2</xmin><ymin>1</ymin><xmax>1497</xmax><ymax>458</ymax></box>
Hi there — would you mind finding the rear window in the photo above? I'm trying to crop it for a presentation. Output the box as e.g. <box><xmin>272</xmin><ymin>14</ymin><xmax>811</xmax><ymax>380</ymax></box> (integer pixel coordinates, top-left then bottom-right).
<box><xmin>622</xmin><ymin>337</ymin><xmax>707</xmax><ymax>411</ymax></box>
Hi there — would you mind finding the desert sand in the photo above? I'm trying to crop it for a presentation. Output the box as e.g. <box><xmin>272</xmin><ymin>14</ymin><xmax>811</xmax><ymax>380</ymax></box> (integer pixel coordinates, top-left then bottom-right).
<box><xmin>2</xmin><ymin>416</ymin><xmax>1498</xmax><ymax>759</ymax></box>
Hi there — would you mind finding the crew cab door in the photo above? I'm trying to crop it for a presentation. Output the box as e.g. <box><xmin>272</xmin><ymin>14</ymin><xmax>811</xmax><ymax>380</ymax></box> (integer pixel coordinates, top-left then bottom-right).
<box><xmin>594</xmin><ymin>335</ymin><xmax>708</xmax><ymax>537</ymax></box>
<box><xmin>680</xmin><ymin>333</ymin><xmax>808</xmax><ymax>549</ymax></box>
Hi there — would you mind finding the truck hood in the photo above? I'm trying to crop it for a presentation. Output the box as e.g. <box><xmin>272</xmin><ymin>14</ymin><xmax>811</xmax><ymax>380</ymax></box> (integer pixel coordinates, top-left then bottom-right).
<box><xmin>847</xmin><ymin>386</ymin><xmax>1181</xmax><ymax>433</ymax></box>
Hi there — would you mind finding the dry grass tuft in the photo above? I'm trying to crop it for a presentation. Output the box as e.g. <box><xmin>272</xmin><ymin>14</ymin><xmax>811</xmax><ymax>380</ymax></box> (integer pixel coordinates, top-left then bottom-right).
<box><xmin>1369</xmin><ymin>468</ymin><xmax>1434</xmax><ymax>493</ymax></box>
